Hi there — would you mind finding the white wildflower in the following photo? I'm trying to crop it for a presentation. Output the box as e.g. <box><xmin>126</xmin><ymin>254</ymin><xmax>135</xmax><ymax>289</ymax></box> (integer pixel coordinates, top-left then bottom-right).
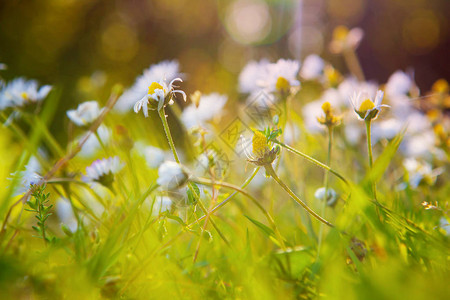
<box><xmin>349</xmin><ymin>90</ymin><xmax>388</xmax><ymax>121</ymax></box>
<box><xmin>56</xmin><ymin>198</ymin><xmax>78</xmax><ymax>233</ymax></box>
<box><xmin>9</xmin><ymin>156</ymin><xmax>43</xmax><ymax>195</ymax></box>
<box><xmin>181</xmin><ymin>93</ymin><xmax>227</xmax><ymax>129</ymax></box>
<box><xmin>134</xmin><ymin>78</ymin><xmax>186</xmax><ymax>116</ymax></box>
<box><xmin>238</xmin><ymin>58</ymin><xmax>300</xmax><ymax>94</ymax></box>
<box><xmin>67</xmin><ymin>100</ymin><xmax>103</xmax><ymax>126</ymax></box>
<box><xmin>314</xmin><ymin>187</ymin><xmax>338</xmax><ymax>206</ymax></box>
<box><xmin>157</xmin><ymin>161</ymin><xmax>189</xmax><ymax>190</ymax></box>
<box><xmin>300</xmin><ymin>54</ymin><xmax>324</xmax><ymax>80</ymax></box>
<box><xmin>385</xmin><ymin>70</ymin><xmax>413</xmax><ymax>98</ymax></box>
<box><xmin>78</xmin><ymin>125</ymin><xmax>111</xmax><ymax>158</ymax></box>
<box><xmin>84</xmin><ymin>156</ymin><xmax>123</xmax><ymax>187</ymax></box>
<box><xmin>238</xmin><ymin>59</ymin><xmax>270</xmax><ymax>93</ymax></box>
<box><xmin>115</xmin><ymin>60</ymin><xmax>182</xmax><ymax>112</ymax></box>
<box><xmin>0</xmin><ymin>78</ymin><xmax>51</xmax><ymax>110</ymax></box>
<box><xmin>403</xmin><ymin>158</ymin><xmax>443</xmax><ymax>188</ymax></box>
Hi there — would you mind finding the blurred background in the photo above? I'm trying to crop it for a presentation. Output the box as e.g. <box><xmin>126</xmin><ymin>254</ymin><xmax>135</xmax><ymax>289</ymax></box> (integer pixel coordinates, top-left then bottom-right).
<box><xmin>0</xmin><ymin>0</ymin><xmax>449</xmax><ymax>123</ymax></box>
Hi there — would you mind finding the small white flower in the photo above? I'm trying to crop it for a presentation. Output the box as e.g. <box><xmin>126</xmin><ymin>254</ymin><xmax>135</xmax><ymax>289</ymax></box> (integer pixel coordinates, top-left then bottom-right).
<box><xmin>300</xmin><ymin>54</ymin><xmax>324</xmax><ymax>80</ymax></box>
<box><xmin>78</xmin><ymin>125</ymin><xmax>111</xmax><ymax>158</ymax></box>
<box><xmin>134</xmin><ymin>78</ymin><xmax>186</xmax><ymax>116</ymax></box>
<box><xmin>238</xmin><ymin>59</ymin><xmax>270</xmax><ymax>94</ymax></box>
<box><xmin>56</xmin><ymin>198</ymin><xmax>77</xmax><ymax>233</ymax></box>
<box><xmin>403</xmin><ymin>158</ymin><xmax>443</xmax><ymax>188</ymax></box>
<box><xmin>9</xmin><ymin>156</ymin><xmax>43</xmax><ymax>195</ymax></box>
<box><xmin>181</xmin><ymin>93</ymin><xmax>227</xmax><ymax>129</ymax></box>
<box><xmin>0</xmin><ymin>78</ymin><xmax>51</xmax><ymax>110</ymax></box>
<box><xmin>115</xmin><ymin>60</ymin><xmax>182</xmax><ymax>112</ymax></box>
<box><xmin>141</xmin><ymin>144</ymin><xmax>166</xmax><ymax>169</ymax></box>
<box><xmin>349</xmin><ymin>90</ymin><xmax>388</xmax><ymax>121</ymax></box>
<box><xmin>67</xmin><ymin>101</ymin><xmax>103</xmax><ymax>126</ymax></box>
<box><xmin>371</xmin><ymin>118</ymin><xmax>403</xmax><ymax>143</ymax></box>
<box><xmin>314</xmin><ymin>187</ymin><xmax>338</xmax><ymax>206</ymax></box>
<box><xmin>152</xmin><ymin>196</ymin><xmax>173</xmax><ymax>215</ymax></box>
<box><xmin>85</xmin><ymin>156</ymin><xmax>123</xmax><ymax>187</ymax></box>
<box><xmin>385</xmin><ymin>70</ymin><xmax>413</xmax><ymax>98</ymax></box>
<box><xmin>238</xmin><ymin>58</ymin><xmax>300</xmax><ymax>94</ymax></box>
<box><xmin>157</xmin><ymin>161</ymin><xmax>189</xmax><ymax>190</ymax></box>
<box><xmin>439</xmin><ymin>217</ymin><xmax>450</xmax><ymax>236</ymax></box>
<box><xmin>263</xmin><ymin>59</ymin><xmax>301</xmax><ymax>93</ymax></box>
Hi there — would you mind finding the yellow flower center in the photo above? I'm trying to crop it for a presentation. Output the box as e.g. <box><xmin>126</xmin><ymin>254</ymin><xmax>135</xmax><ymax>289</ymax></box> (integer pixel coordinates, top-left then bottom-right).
<box><xmin>148</xmin><ymin>82</ymin><xmax>164</xmax><ymax>95</ymax></box>
<box><xmin>252</xmin><ymin>131</ymin><xmax>268</xmax><ymax>157</ymax></box>
<box><xmin>359</xmin><ymin>99</ymin><xmax>375</xmax><ymax>112</ymax></box>
<box><xmin>21</xmin><ymin>92</ymin><xmax>28</xmax><ymax>100</ymax></box>
<box><xmin>333</xmin><ymin>26</ymin><xmax>349</xmax><ymax>42</ymax></box>
<box><xmin>321</xmin><ymin>101</ymin><xmax>332</xmax><ymax>115</ymax></box>
<box><xmin>275</xmin><ymin>77</ymin><xmax>290</xmax><ymax>93</ymax></box>
<box><xmin>432</xmin><ymin>79</ymin><xmax>449</xmax><ymax>94</ymax></box>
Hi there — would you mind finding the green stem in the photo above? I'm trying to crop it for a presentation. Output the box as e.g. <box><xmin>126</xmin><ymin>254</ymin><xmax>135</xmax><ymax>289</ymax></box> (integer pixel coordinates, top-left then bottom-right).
<box><xmin>365</xmin><ymin>119</ymin><xmax>378</xmax><ymax>201</ymax></box>
<box><xmin>264</xmin><ymin>164</ymin><xmax>334</xmax><ymax>228</ymax></box>
<box><xmin>158</xmin><ymin>108</ymin><xmax>180</xmax><ymax>163</ymax></box>
<box><xmin>188</xmin><ymin>167</ymin><xmax>260</xmax><ymax>225</ymax></box>
<box><xmin>193</xmin><ymin>176</ymin><xmax>286</xmax><ymax>249</ymax></box>
<box><xmin>157</xmin><ymin>107</ymin><xmax>229</xmax><ymax>246</ymax></box>
<box><xmin>317</xmin><ymin>127</ymin><xmax>333</xmax><ymax>258</ymax></box>
<box><xmin>273</xmin><ymin>139</ymin><xmax>348</xmax><ymax>185</ymax></box>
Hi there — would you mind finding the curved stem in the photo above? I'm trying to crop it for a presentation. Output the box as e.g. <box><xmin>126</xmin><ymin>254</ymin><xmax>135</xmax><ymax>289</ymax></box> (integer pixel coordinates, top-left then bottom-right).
<box><xmin>158</xmin><ymin>108</ymin><xmax>180</xmax><ymax>163</ymax></box>
<box><xmin>317</xmin><ymin>127</ymin><xmax>333</xmax><ymax>258</ymax></box>
<box><xmin>188</xmin><ymin>168</ymin><xmax>260</xmax><ymax>226</ymax></box>
<box><xmin>272</xmin><ymin>139</ymin><xmax>348</xmax><ymax>185</ymax></box>
<box><xmin>264</xmin><ymin>164</ymin><xmax>334</xmax><ymax>228</ymax></box>
<box><xmin>192</xmin><ymin>175</ymin><xmax>286</xmax><ymax>249</ymax></box>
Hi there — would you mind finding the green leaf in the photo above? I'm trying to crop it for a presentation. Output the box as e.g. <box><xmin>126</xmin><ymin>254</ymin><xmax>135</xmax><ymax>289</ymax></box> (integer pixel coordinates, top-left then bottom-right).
<box><xmin>364</xmin><ymin>129</ymin><xmax>405</xmax><ymax>185</ymax></box>
<box><xmin>244</xmin><ymin>215</ymin><xmax>275</xmax><ymax>237</ymax></box>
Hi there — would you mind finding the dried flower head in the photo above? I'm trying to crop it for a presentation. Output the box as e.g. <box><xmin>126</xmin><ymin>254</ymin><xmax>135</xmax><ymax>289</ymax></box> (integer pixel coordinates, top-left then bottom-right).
<box><xmin>317</xmin><ymin>101</ymin><xmax>341</xmax><ymax>128</ymax></box>
<box><xmin>242</xmin><ymin>131</ymin><xmax>280</xmax><ymax>166</ymax></box>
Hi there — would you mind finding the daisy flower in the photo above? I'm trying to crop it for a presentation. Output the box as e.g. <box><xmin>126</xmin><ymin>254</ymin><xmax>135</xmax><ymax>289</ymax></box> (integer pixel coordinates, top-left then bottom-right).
<box><xmin>85</xmin><ymin>156</ymin><xmax>123</xmax><ymax>187</ymax></box>
<box><xmin>349</xmin><ymin>90</ymin><xmax>388</xmax><ymax>121</ymax></box>
<box><xmin>238</xmin><ymin>59</ymin><xmax>300</xmax><ymax>94</ymax></box>
<box><xmin>0</xmin><ymin>78</ymin><xmax>51</xmax><ymax>110</ymax></box>
<box><xmin>181</xmin><ymin>93</ymin><xmax>227</xmax><ymax>129</ymax></box>
<box><xmin>67</xmin><ymin>100</ymin><xmax>104</xmax><ymax>127</ymax></box>
<box><xmin>403</xmin><ymin>158</ymin><xmax>443</xmax><ymax>189</ymax></box>
<box><xmin>134</xmin><ymin>78</ymin><xmax>186</xmax><ymax>117</ymax></box>
<box><xmin>157</xmin><ymin>161</ymin><xmax>189</xmax><ymax>190</ymax></box>
<box><xmin>329</xmin><ymin>26</ymin><xmax>364</xmax><ymax>53</ymax></box>
<box><xmin>263</xmin><ymin>59</ymin><xmax>301</xmax><ymax>94</ymax></box>
<box><xmin>115</xmin><ymin>60</ymin><xmax>182</xmax><ymax>112</ymax></box>
<box><xmin>9</xmin><ymin>156</ymin><xmax>43</xmax><ymax>195</ymax></box>
<box><xmin>238</xmin><ymin>59</ymin><xmax>270</xmax><ymax>94</ymax></box>
<box><xmin>300</xmin><ymin>54</ymin><xmax>324</xmax><ymax>80</ymax></box>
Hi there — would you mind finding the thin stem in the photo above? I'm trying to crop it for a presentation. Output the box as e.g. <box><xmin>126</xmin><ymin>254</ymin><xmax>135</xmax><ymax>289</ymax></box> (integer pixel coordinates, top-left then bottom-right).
<box><xmin>317</xmin><ymin>127</ymin><xmax>333</xmax><ymax>258</ymax></box>
<box><xmin>157</xmin><ymin>107</ymin><xmax>229</xmax><ymax>247</ymax></box>
<box><xmin>365</xmin><ymin>119</ymin><xmax>378</xmax><ymax>201</ymax></box>
<box><xmin>343</xmin><ymin>48</ymin><xmax>365</xmax><ymax>82</ymax></box>
<box><xmin>158</xmin><ymin>108</ymin><xmax>180</xmax><ymax>163</ymax></box>
<box><xmin>264</xmin><ymin>164</ymin><xmax>334</xmax><ymax>228</ymax></box>
<box><xmin>272</xmin><ymin>139</ymin><xmax>348</xmax><ymax>185</ymax></box>
<box><xmin>192</xmin><ymin>176</ymin><xmax>286</xmax><ymax>249</ymax></box>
